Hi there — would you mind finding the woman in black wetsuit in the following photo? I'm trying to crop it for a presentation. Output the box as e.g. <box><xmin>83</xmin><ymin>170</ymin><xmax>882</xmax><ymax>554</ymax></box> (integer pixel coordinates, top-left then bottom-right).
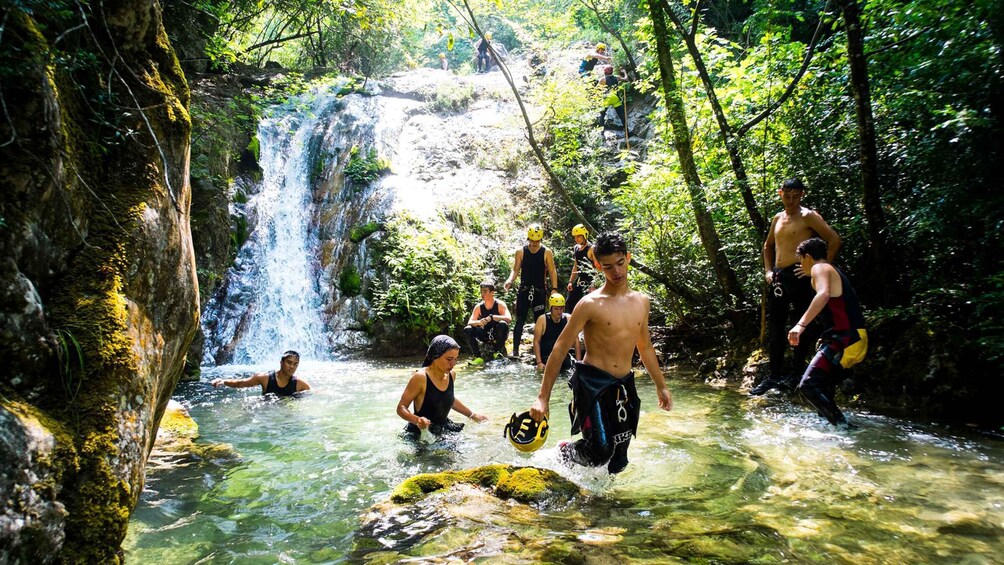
<box><xmin>396</xmin><ymin>335</ymin><xmax>488</xmax><ymax>436</ymax></box>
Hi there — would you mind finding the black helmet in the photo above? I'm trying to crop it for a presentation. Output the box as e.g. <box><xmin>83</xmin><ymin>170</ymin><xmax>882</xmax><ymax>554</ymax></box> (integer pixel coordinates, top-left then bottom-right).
<box><xmin>504</xmin><ymin>411</ymin><xmax>549</xmax><ymax>452</ymax></box>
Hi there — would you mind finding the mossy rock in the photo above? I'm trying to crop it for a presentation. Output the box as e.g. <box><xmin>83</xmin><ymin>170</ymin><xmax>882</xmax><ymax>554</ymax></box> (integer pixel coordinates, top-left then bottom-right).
<box><xmin>391</xmin><ymin>464</ymin><xmax>581</xmax><ymax>505</ymax></box>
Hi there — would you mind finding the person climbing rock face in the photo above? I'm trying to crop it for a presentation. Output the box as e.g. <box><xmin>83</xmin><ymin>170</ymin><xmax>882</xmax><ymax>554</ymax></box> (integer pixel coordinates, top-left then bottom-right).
<box><xmin>579</xmin><ymin>42</ymin><xmax>612</xmax><ymax>76</ymax></box>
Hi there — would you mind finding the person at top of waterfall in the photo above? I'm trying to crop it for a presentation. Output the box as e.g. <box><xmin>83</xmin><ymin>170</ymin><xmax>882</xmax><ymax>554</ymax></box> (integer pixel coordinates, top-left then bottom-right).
<box><xmin>528</xmin><ymin>231</ymin><xmax>673</xmax><ymax>474</ymax></box>
<box><xmin>211</xmin><ymin>350</ymin><xmax>312</xmax><ymax>397</ymax></box>
<box><xmin>750</xmin><ymin>178</ymin><xmax>842</xmax><ymax>396</ymax></box>
<box><xmin>579</xmin><ymin>42</ymin><xmax>612</xmax><ymax>76</ymax></box>
<box><xmin>397</xmin><ymin>335</ymin><xmax>488</xmax><ymax>437</ymax></box>
<box><xmin>566</xmin><ymin>224</ymin><xmax>597</xmax><ymax>313</ymax></box>
<box><xmin>503</xmin><ymin>224</ymin><xmax>558</xmax><ymax>357</ymax></box>
<box><xmin>787</xmin><ymin>237</ymin><xmax>868</xmax><ymax>427</ymax></box>
<box><xmin>438</xmin><ymin>52</ymin><xmax>449</xmax><ymax>71</ymax></box>
<box><xmin>533</xmin><ymin>293</ymin><xmax>581</xmax><ymax>373</ymax></box>
<box><xmin>464</xmin><ymin>280</ymin><xmax>512</xmax><ymax>360</ymax></box>
<box><xmin>475</xmin><ymin>32</ymin><xmax>494</xmax><ymax>73</ymax></box>
<box><xmin>597</xmin><ymin>65</ymin><xmax>630</xmax><ymax>129</ymax></box>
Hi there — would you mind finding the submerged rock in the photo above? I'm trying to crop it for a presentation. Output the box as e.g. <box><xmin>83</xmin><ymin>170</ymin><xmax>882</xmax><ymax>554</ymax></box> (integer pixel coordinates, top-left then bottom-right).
<box><xmin>148</xmin><ymin>400</ymin><xmax>238</xmax><ymax>466</ymax></box>
<box><xmin>390</xmin><ymin>463</ymin><xmax>582</xmax><ymax>505</ymax></box>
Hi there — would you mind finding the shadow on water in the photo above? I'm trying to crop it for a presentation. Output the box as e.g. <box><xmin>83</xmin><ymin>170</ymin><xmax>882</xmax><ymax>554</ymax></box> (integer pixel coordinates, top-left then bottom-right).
<box><xmin>125</xmin><ymin>358</ymin><xmax>1004</xmax><ymax>563</ymax></box>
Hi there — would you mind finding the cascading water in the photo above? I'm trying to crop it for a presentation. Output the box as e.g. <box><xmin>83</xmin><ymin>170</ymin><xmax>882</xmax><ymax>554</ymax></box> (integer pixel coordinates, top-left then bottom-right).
<box><xmin>201</xmin><ymin>90</ymin><xmax>343</xmax><ymax>365</ymax></box>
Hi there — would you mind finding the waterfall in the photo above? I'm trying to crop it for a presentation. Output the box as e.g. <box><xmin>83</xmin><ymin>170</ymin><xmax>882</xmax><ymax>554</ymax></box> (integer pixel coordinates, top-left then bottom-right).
<box><xmin>202</xmin><ymin>90</ymin><xmax>344</xmax><ymax>365</ymax></box>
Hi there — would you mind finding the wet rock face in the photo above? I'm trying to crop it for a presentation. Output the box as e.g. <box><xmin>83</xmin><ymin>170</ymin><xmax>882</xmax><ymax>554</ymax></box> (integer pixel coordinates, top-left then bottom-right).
<box><xmin>0</xmin><ymin>1</ymin><xmax>197</xmax><ymax>562</ymax></box>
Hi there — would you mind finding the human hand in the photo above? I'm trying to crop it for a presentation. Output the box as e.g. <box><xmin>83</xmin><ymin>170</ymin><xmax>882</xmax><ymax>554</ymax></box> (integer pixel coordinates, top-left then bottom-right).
<box><xmin>211</xmin><ymin>378</ymin><xmax>224</xmax><ymax>388</ymax></box>
<box><xmin>503</xmin><ymin>281</ymin><xmax>512</xmax><ymax>292</ymax></box>
<box><xmin>536</xmin><ymin>362</ymin><xmax>545</xmax><ymax>372</ymax></box>
<box><xmin>416</xmin><ymin>417</ymin><xmax>431</xmax><ymax>429</ymax></box>
<box><xmin>794</xmin><ymin>265</ymin><xmax>808</xmax><ymax>278</ymax></box>
<box><xmin>788</xmin><ymin>325</ymin><xmax>804</xmax><ymax>346</ymax></box>
<box><xmin>657</xmin><ymin>386</ymin><xmax>673</xmax><ymax>411</ymax></box>
<box><xmin>470</xmin><ymin>412</ymin><xmax>488</xmax><ymax>423</ymax></box>
<box><xmin>566</xmin><ymin>282</ymin><xmax>573</xmax><ymax>292</ymax></box>
<box><xmin>529</xmin><ymin>397</ymin><xmax>549</xmax><ymax>422</ymax></box>
<box><xmin>765</xmin><ymin>270</ymin><xmax>774</xmax><ymax>284</ymax></box>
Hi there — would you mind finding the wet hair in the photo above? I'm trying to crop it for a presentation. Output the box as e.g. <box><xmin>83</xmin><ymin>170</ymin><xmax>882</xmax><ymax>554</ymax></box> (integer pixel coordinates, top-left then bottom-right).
<box><xmin>796</xmin><ymin>237</ymin><xmax>827</xmax><ymax>260</ymax></box>
<box><xmin>593</xmin><ymin>231</ymin><xmax>628</xmax><ymax>259</ymax></box>
<box><xmin>479</xmin><ymin>280</ymin><xmax>496</xmax><ymax>292</ymax></box>
<box><xmin>281</xmin><ymin>350</ymin><xmax>300</xmax><ymax>361</ymax></box>
<box><xmin>782</xmin><ymin>178</ymin><xmax>806</xmax><ymax>192</ymax></box>
<box><xmin>422</xmin><ymin>335</ymin><xmax>461</xmax><ymax>367</ymax></box>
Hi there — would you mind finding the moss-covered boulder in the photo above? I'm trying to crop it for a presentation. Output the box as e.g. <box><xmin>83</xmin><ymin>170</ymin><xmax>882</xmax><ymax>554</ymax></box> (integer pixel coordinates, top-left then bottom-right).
<box><xmin>0</xmin><ymin>1</ymin><xmax>197</xmax><ymax>562</ymax></box>
<box><xmin>390</xmin><ymin>464</ymin><xmax>582</xmax><ymax>505</ymax></box>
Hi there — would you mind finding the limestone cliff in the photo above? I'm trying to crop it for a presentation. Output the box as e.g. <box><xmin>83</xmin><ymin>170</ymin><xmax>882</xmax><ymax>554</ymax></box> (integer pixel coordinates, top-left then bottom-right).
<box><xmin>0</xmin><ymin>0</ymin><xmax>198</xmax><ymax>562</ymax></box>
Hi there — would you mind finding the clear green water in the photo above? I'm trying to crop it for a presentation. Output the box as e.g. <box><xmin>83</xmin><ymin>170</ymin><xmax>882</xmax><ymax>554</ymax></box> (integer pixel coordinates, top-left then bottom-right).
<box><xmin>125</xmin><ymin>359</ymin><xmax>1004</xmax><ymax>563</ymax></box>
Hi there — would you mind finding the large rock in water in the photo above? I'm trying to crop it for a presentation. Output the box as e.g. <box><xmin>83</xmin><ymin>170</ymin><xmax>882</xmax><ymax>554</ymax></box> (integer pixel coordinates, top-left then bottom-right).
<box><xmin>0</xmin><ymin>1</ymin><xmax>197</xmax><ymax>562</ymax></box>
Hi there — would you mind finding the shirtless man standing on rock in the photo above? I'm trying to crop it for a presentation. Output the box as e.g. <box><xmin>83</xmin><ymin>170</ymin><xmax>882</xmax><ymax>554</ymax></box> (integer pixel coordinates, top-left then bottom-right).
<box><xmin>751</xmin><ymin>178</ymin><xmax>842</xmax><ymax>396</ymax></box>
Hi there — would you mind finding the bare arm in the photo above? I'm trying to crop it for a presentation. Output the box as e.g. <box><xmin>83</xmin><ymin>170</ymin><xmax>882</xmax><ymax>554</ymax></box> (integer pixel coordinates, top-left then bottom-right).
<box><xmin>451</xmin><ymin>395</ymin><xmax>488</xmax><ymax>423</ymax></box>
<box><xmin>545</xmin><ymin>249</ymin><xmax>558</xmax><ymax>291</ymax></box>
<box><xmin>636</xmin><ymin>298</ymin><xmax>672</xmax><ymax>411</ymax></box>
<box><xmin>467</xmin><ymin>303</ymin><xmax>483</xmax><ymax>327</ymax></box>
<box><xmin>763</xmin><ymin>214</ymin><xmax>779</xmax><ymax>283</ymax></box>
<box><xmin>494</xmin><ymin>301</ymin><xmax>512</xmax><ymax>323</ymax></box>
<box><xmin>530</xmin><ymin>302</ymin><xmax>591</xmax><ymax>421</ymax></box>
<box><xmin>212</xmin><ymin>372</ymin><xmax>267</xmax><ymax>390</ymax></box>
<box><xmin>396</xmin><ymin>372</ymin><xmax>430</xmax><ymax>428</ymax></box>
<box><xmin>533</xmin><ymin>315</ymin><xmax>547</xmax><ymax>370</ymax></box>
<box><xmin>806</xmin><ymin>211</ymin><xmax>842</xmax><ymax>262</ymax></box>
<box><xmin>295</xmin><ymin>378</ymin><xmax>312</xmax><ymax>392</ymax></box>
<box><xmin>503</xmin><ymin>248</ymin><xmax>523</xmax><ymax>291</ymax></box>
<box><xmin>568</xmin><ymin>248</ymin><xmax>580</xmax><ymax>292</ymax></box>
<box><xmin>788</xmin><ymin>264</ymin><xmax>833</xmax><ymax>346</ymax></box>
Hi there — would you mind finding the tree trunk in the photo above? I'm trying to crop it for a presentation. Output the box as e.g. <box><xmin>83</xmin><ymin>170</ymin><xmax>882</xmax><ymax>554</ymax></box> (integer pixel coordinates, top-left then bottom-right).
<box><xmin>648</xmin><ymin>0</ymin><xmax>746</xmax><ymax>309</ymax></box>
<box><xmin>839</xmin><ymin>0</ymin><xmax>892</xmax><ymax>305</ymax></box>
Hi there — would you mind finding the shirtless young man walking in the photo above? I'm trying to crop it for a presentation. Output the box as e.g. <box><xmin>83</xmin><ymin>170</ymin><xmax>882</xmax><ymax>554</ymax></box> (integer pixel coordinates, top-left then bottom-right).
<box><xmin>529</xmin><ymin>231</ymin><xmax>672</xmax><ymax>473</ymax></box>
<box><xmin>751</xmin><ymin>178</ymin><xmax>842</xmax><ymax>395</ymax></box>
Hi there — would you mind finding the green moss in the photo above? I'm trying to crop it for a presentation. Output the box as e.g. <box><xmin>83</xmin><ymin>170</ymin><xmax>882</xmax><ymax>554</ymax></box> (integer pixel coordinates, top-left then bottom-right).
<box><xmin>349</xmin><ymin>221</ymin><xmax>383</xmax><ymax>243</ymax></box>
<box><xmin>339</xmin><ymin>266</ymin><xmax>362</xmax><ymax>297</ymax></box>
<box><xmin>344</xmin><ymin>146</ymin><xmax>389</xmax><ymax>184</ymax></box>
<box><xmin>390</xmin><ymin>465</ymin><xmax>581</xmax><ymax>505</ymax></box>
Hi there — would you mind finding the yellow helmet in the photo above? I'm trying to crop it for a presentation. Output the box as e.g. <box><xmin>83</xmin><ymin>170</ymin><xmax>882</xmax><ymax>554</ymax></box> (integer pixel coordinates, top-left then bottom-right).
<box><xmin>439</xmin><ymin>52</ymin><xmax>446</xmax><ymax>58</ymax></box>
<box><xmin>504</xmin><ymin>411</ymin><xmax>549</xmax><ymax>452</ymax></box>
<box><xmin>527</xmin><ymin>224</ymin><xmax>544</xmax><ymax>241</ymax></box>
<box><xmin>549</xmin><ymin>294</ymin><xmax>566</xmax><ymax>308</ymax></box>
<box><xmin>595</xmin><ymin>42</ymin><xmax>607</xmax><ymax>51</ymax></box>
<box><xmin>571</xmin><ymin>224</ymin><xmax>588</xmax><ymax>237</ymax></box>
<box><xmin>485</xmin><ymin>32</ymin><xmax>493</xmax><ymax>40</ymax></box>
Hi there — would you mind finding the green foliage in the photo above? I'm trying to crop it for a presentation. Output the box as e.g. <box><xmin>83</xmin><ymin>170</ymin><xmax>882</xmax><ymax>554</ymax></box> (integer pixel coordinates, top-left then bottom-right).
<box><xmin>429</xmin><ymin>81</ymin><xmax>476</xmax><ymax>113</ymax></box>
<box><xmin>371</xmin><ymin>215</ymin><xmax>483</xmax><ymax>339</ymax></box>
<box><xmin>339</xmin><ymin>266</ymin><xmax>363</xmax><ymax>297</ymax></box>
<box><xmin>344</xmin><ymin>146</ymin><xmax>389</xmax><ymax>184</ymax></box>
<box><xmin>54</xmin><ymin>328</ymin><xmax>84</xmax><ymax>404</ymax></box>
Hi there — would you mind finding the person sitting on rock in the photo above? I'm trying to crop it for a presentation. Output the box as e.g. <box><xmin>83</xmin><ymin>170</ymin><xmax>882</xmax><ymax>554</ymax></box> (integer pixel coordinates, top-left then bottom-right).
<box><xmin>475</xmin><ymin>32</ymin><xmax>494</xmax><ymax>73</ymax></box>
<box><xmin>211</xmin><ymin>350</ymin><xmax>311</xmax><ymax>397</ymax></box>
<box><xmin>463</xmin><ymin>280</ymin><xmax>512</xmax><ymax>359</ymax></box>
<box><xmin>397</xmin><ymin>335</ymin><xmax>488</xmax><ymax>438</ymax></box>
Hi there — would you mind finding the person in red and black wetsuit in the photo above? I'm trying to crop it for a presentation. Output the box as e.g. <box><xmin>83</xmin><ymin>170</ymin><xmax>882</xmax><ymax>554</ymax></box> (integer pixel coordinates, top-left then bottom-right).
<box><xmin>503</xmin><ymin>224</ymin><xmax>558</xmax><ymax>356</ymax></box>
<box><xmin>788</xmin><ymin>237</ymin><xmax>869</xmax><ymax>426</ymax></box>
<box><xmin>396</xmin><ymin>335</ymin><xmax>488</xmax><ymax>438</ymax></box>
<box><xmin>211</xmin><ymin>350</ymin><xmax>312</xmax><ymax>397</ymax></box>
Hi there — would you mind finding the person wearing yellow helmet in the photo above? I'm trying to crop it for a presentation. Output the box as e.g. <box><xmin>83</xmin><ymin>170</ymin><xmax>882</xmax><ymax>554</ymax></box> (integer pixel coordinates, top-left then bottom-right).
<box><xmin>528</xmin><ymin>231</ymin><xmax>673</xmax><ymax>474</ymax></box>
<box><xmin>578</xmin><ymin>42</ymin><xmax>612</xmax><ymax>76</ymax></box>
<box><xmin>475</xmin><ymin>32</ymin><xmax>493</xmax><ymax>73</ymax></box>
<box><xmin>503</xmin><ymin>224</ymin><xmax>558</xmax><ymax>357</ymax></box>
<box><xmin>566</xmin><ymin>224</ymin><xmax>597</xmax><ymax>313</ymax></box>
<box><xmin>438</xmin><ymin>52</ymin><xmax>448</xmax><ymax>71</ymax></box>
<box><xmin>533</xmin><ymin>293</ymin><xmax>581</xmax><ymax>373</ymax></box>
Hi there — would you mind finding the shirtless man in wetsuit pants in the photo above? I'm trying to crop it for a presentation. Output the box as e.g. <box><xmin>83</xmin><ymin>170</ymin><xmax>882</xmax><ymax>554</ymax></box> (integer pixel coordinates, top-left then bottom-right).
<box><xmin>751</xmin><ymin>178</ymin><xmax>841</xmax><ymax>396</ymax></box>
<box><xmin>529</xmin><ymin>231</ymin><xmax>673</xmax><ymax>474</ymax></box>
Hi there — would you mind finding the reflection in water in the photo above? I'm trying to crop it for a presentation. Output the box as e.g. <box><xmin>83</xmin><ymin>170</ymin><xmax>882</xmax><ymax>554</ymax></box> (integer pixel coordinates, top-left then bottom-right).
<box><xmin>125</xmin><ymin>359</ymin><xmax>1004</xmax><ymax>563</ymax></box>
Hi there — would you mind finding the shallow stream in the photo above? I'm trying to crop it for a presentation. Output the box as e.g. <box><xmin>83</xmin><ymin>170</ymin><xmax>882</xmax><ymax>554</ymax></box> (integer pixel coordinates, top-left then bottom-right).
<box><xmin>125</xmin><ymin>359</ymin><xmax>1004</xmax><ymax>563</ymax></box>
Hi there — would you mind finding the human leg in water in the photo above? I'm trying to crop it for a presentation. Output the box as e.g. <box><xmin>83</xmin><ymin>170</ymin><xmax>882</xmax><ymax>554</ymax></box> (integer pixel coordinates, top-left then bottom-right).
<box><xmin>797</xmin><ymin>346</ymin><xmax>847</xmax><ymax>425</ymax></box>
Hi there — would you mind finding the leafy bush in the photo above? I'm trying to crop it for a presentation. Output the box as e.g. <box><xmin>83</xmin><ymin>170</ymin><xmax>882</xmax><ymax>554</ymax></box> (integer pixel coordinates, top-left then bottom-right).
<box><xmin>429</xmin><ymin>82</ymin><xmax>476</xmax><ymax>113</ymax></box>
<box><xmin>339</xmin><ymin>266</ymin><xmax>362</xmax><ymax>297</ymax></box>
<box><xmin>344</xmin><ymin>146</ymin><xmax>388</xmax><ymax>184</ymax></box>
<box><xmin>349</xmin><ymin>221</ymin><xmax>383</xmax><ymax>243</ymax></box>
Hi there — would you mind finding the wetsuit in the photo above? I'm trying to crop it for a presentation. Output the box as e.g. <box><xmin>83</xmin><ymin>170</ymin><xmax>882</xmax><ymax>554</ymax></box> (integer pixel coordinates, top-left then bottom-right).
<box><xmin>476</xmin><ymin>39</ymin><xmax>491</xmax><ymax>72</ymax></box>
<box><xmin>463</xmin><ymin>301</ymin><xmax>509</xmax><ymax>357</ymax></box>
<box><xmin>264</xmin><ymin>371</ymin><xmax>299</xmax><ymax>397</ymax></box>
<box><xmin>796</xmin><ymin>268</ymin><xmax>867</xmax><ymax>425</ymax></box>
<box><xmin>578</xmin><ymin>56</ymin><xmax>600</xmax><ymax>76</ymax></box>
<box><xmin>767</xmin><ymin>264</ymin><xmax>822</xmax><ymax>384</ymax></box>
<box><xmin>561</xmin><ymin>362</ymin><xmax>641</xmax><ymax>474</ymax></box>
<box><xmin>405</xmin><ymin>370</ymin><xmax>464</xmax><ymax>436</ymax></box>
<box><xmin>513</xmin><ymin>244</ymin><xmax>549</xmax><ymax>355</ymax></box>
<box><xmin>539</xmin><ymin>313</ymin><xmax>573</xmax><ymax>372</ymax></box>
<box><xmin>598</xmin><ymin>75</ymin><xmax>627</xmax><ymax>127</ymax></box>
<box><xmin>566</xmin><ymin>243</ymin><xmax>593</xmax><ymax>313</ymax></box>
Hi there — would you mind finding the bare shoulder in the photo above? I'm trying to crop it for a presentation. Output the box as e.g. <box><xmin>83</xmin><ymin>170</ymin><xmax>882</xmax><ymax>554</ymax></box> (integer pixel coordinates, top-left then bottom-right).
<box><xmin>251</xmin><ymin>371</ymin><xmax>269</xmax><ymax>382</ymax></box>
<box><xmin>409</xmin><ymin>370</ymin><xmax>427</xmax><ymax>384</ymax></box>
